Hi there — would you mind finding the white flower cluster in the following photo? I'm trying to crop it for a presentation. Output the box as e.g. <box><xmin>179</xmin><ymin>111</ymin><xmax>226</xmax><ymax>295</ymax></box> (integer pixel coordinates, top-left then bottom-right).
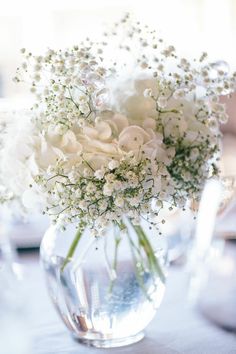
<box><xmin>4</xmin><ymin>14</ymin><xmax>236</xmax><ymax>233</ymax></box>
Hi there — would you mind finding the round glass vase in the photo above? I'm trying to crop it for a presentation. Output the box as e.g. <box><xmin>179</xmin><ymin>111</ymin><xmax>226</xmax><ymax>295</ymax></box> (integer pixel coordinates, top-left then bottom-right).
<box><xmin>40</xmin><ymin>218</ymin><xmax>168</xmax><ymax>348</ymax></box>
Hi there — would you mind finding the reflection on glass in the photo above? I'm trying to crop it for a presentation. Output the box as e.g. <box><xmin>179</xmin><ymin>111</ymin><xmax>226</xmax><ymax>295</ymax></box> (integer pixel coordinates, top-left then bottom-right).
<box><xmin>188</xmin><ymin>176</ymin><xmax>236</xmax><ymax>330</ymax></box>
<box><xmin>160</xmin><ymin>205</ymin><xmax>195</xmax><ymax>264</ymax></box>
<box><xmin>197</xmin><ymin>237</ymin><xmax>236</xmax><ymax>330</ymax></box>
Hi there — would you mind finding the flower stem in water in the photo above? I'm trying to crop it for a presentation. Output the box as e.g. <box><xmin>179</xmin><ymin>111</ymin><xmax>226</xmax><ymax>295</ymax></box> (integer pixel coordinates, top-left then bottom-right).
<box><xmin>61</xmin><ymin>226</ymin><xmax>84</xmax><ymax>272</ymax></box>
<box><xmin>126</xmin><ymin>228</ymin><xmax>151</xmax><ymax>300</ymax></box>
<box><xmin>108</xmin><ymin>226</ymin><xmax>122</xmax><ymax>293</ymax></box>
<box><xmin>132</xmin><ymin>224</ymin><xmax>166</xmax><ymax>284</ymax></box>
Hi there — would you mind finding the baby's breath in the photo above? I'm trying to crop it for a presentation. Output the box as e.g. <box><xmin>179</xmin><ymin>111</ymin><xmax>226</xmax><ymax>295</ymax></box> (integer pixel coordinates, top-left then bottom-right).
<box><xmin>2</xmin><ymin>14</ymin><xmax>235</xmax><ymax>233</ymax></box>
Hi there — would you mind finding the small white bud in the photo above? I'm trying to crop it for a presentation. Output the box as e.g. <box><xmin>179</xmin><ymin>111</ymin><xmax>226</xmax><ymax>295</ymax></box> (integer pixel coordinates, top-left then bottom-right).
<box><xmin>108</xmin><ymin>160</ymin><xmax>119</xmax><ymax>170</ymax></box>
<box><xmin>143</xmin><ymin>88</ymin><xmax>153</xmax><ymax>98</ymax></box>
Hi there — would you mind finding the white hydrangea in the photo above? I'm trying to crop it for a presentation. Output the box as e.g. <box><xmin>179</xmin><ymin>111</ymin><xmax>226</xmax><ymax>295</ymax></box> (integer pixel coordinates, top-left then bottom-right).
<box><xmin>1</xmin><ymin>14</ymin><xmax>235</xmax><ymax>231</ymax></box>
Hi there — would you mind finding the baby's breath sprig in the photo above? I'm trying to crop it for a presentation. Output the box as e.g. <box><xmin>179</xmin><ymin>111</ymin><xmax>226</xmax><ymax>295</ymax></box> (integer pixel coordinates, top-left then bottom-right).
<box><xmin>3</xmin><ymin>14</ymin><xmax>235</xmax><ymax>236</ymax></box>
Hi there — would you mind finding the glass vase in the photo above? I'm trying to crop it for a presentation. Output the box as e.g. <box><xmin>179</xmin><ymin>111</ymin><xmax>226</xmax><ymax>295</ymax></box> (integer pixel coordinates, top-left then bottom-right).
<box><xmin>188</xmin><ymin>177</ymin><xmax>236</xmax><ymax>330</ymax></box>
<box><xmin>40</xmin><ymin>218</ymin><xmax>168</xmax><ymax>348</ymax></box>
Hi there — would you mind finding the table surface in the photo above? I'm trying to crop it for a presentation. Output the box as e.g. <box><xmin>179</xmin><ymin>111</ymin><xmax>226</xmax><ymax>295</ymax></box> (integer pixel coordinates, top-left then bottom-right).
<box><xmin>20</xmin><ymin>252</ymin><xmax>236</xmax><ymax>354</ymax></box>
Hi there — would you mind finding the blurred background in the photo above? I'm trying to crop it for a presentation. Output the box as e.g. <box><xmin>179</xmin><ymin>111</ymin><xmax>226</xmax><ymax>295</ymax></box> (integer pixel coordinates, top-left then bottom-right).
<box><xmin>1</xmin><ymin>0</ymin><xmax>236</xmax><ymax>99</ymax></box>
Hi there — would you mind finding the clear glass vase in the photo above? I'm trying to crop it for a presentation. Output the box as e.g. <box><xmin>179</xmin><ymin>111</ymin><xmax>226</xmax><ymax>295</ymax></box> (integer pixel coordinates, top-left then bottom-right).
<box><xmin>40</xmin><ymin>218</ymin><xmax>168</xmax><ymax>348</ymax></box>
<box><xmin>188</xmin><ymin>177</ymin><xmax>236</xmax><ymax>330</ymax></box>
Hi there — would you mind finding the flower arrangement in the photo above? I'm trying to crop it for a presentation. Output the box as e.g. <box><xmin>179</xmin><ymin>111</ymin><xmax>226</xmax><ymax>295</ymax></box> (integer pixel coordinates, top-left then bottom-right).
<box><xmin>1</xmin><ymin>14</ymin><xmax>235</xmax><ymax>247</ymax></box>
<box><xmin>1</xmin><ymin>14</ymin><xmax>235</xmax><ymax>347</ymax></box>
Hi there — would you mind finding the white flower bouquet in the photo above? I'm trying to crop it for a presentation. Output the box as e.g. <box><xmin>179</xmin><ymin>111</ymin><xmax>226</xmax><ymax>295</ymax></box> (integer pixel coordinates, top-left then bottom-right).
<box><xmin>1</xmin><ymin>14</ymin><xmax>235</xmax><ymax>270</ymax></box>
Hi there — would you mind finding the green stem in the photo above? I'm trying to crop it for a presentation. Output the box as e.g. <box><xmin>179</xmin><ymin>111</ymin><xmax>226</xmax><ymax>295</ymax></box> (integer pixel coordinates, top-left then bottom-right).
<box><xmin>113</xmin><ymin>234</ymin><xmax>121</xmax><ymax>272</ymax></box>
<box><xmin>61</xmin><ymin>226</ymin><xmax>84</xmax><ymax>272</ymax></box>
<box><xmin>126</xmin><ymin>228</ymin><xmax>151</xmax><ymax>300</ymax></box>
<box><xmin>108</xmin><ymin>232</ymin><xmax>121</xmax><ymax>293</ymax></box>
<box><xmin>125</xmin><ymin>227</ymin><xmax>146</xmax><ymax>274</ymax></box>
<box><xmin>132</xmin><ymin>223</ymin><xmax>166</xmax><ymax>284</ymax></box>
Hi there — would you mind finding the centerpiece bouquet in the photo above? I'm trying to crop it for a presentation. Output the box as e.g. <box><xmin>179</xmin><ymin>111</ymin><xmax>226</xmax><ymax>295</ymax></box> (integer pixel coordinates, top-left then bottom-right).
<box><xmin>1</xmin><ymin>14</ymin><xmax>235</xmax><ymax>348</ymax></box>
